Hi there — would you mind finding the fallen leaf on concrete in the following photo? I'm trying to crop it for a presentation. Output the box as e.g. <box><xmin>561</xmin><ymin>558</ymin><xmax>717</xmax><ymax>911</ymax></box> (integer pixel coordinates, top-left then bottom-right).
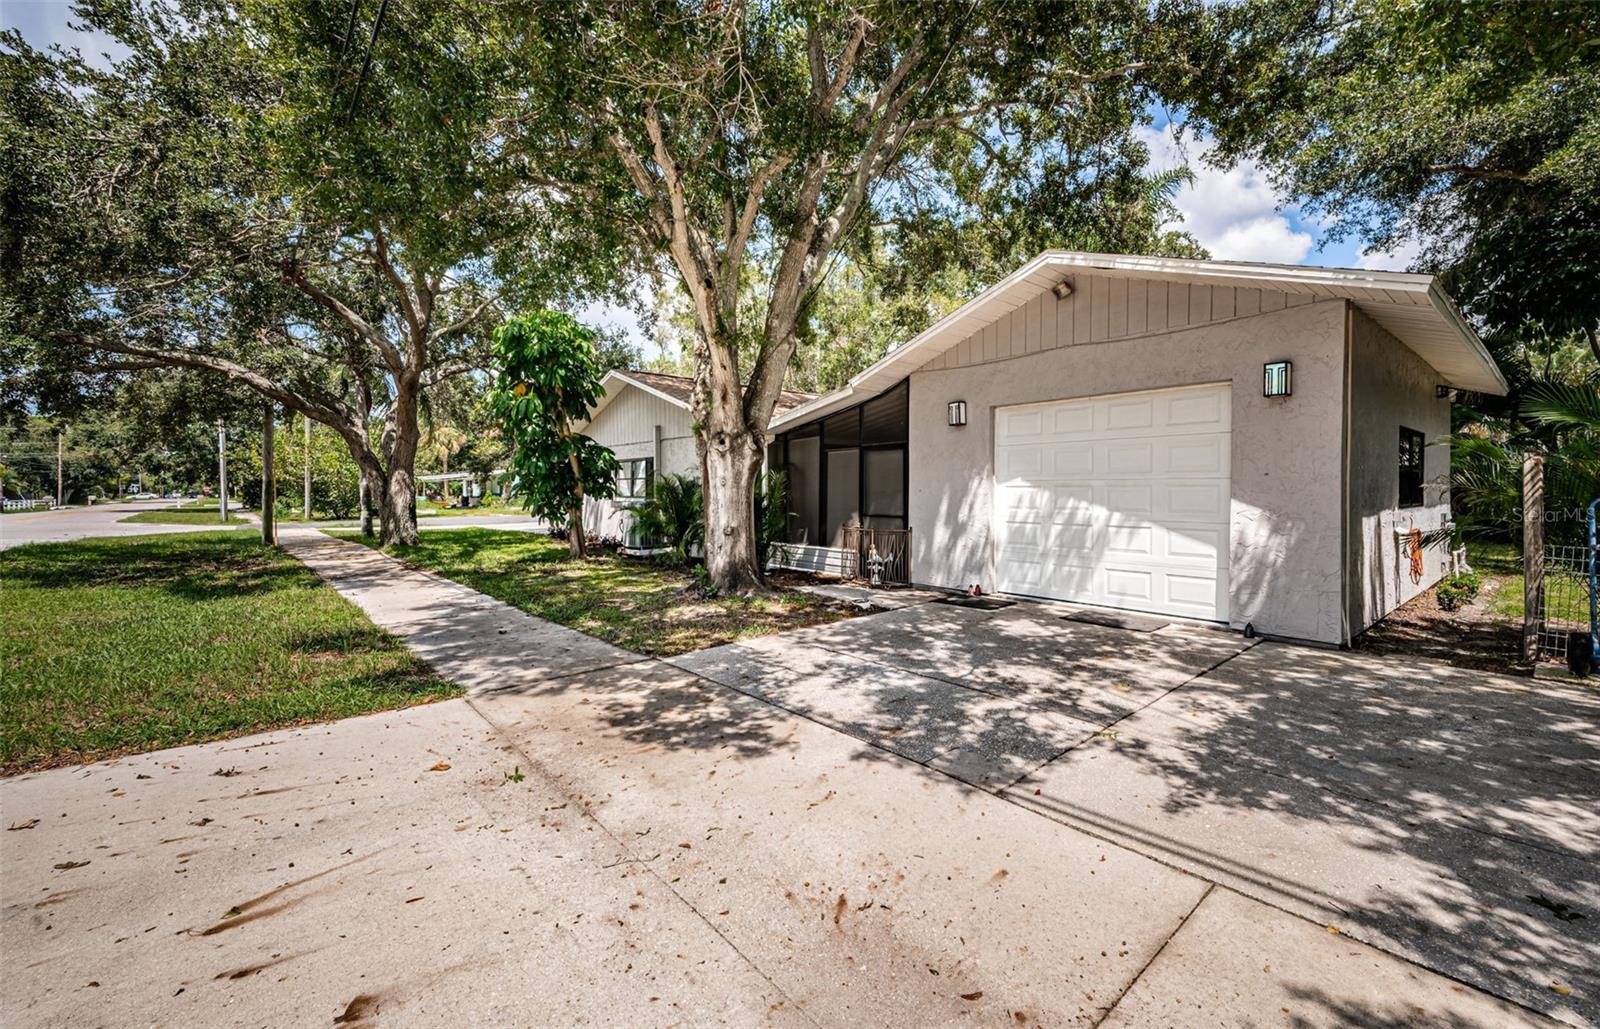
<box><xmin>53</xmin><ymin>860</ymin><xmax>90</xmax><ymax>870</ymax></box>
<box><xmin>136</xmin><ymin>774</ymin><xmax>151</xmax><ymax>780</ymax></box>
<box><xmin>961</xmin><ymin>992</ymin><xmax>984</xmax><ymax>1001</ymax></box>
<box><xmin>1325</xmin><ymin>925</ymin><xmax>1341</xmax><ymax>935</ymax></box>
<box><xmin>190</xmin><ymin>818</ymin><xmax>213</xmax><ymax>827</ymax></box>
<box><xmin>8</xmin><ymin>819</ymin><xmax>39</xmax><ymax>831</ymax></box>
<box><xmin>428</xmin><ymin>763</ymin><xmax>451</xmax><ymax>772</ymax></box>
<box><xmin>1552</xmin><ymin>983</ymin><xmax>1572</xmax><ymax>996</ymax></box>
<box><xmin>212</xmin><ymin>767</ymin><xmax>240</xmax><ymax>777</ymax></box>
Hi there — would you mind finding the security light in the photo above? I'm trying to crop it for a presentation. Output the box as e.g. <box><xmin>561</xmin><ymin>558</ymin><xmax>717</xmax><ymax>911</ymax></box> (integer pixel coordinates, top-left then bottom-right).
<box><xmin>1051</xmin><ymin>279</ymin><xmax>1075</xmax><ymax>300</ymax></box>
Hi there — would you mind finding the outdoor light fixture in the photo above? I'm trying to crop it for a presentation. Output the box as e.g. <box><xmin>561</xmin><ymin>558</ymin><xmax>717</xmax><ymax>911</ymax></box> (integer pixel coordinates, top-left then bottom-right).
<box><xmin>1435</xmin><ymin>384</ymin><xmax>1454</xmax><ymax>399</ymax></box>
<box><xmin>1263</xmin><ymin>360</ymin><xmax>1292</xmax><ymax>398</ymax></box>
<box><xmin>947</xmin><ymin>400</ymin><xmax>968</xmax><ymax>427</ymax></box>
<box><xmin>1051</xmin><ymin>279</ymin><xmax>1075</xmax><ymax>300</ymax></box>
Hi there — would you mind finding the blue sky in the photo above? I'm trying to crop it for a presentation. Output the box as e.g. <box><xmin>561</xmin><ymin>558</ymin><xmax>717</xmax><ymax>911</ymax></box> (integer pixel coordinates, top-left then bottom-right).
<box><xmin>8</xmin><ymin>3</ymin><xmax>1413</xmax><ymax>352</ymax></box>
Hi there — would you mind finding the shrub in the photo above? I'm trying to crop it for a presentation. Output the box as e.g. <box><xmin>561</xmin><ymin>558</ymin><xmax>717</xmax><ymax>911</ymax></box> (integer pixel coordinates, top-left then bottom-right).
<box><xmin>1435</xmin><ymin>570</ymin><xmax>1483</xmax><ymax>611</ymax></box>
<box><xmin>630</xmin><ymin>473</ymin><xmax>704</xmax><ymax>565</ymax></box>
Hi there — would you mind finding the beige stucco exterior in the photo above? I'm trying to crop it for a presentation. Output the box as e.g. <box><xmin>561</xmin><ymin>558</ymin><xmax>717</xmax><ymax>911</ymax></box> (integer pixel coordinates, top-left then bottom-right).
<box><xmin>1344</xmin><ymin>308</ymin><xmax>1453</xmax><ymax>634</ymax></box>
<box><xmin>906</xmin><ymin>276</ymin><xmax>1433</xmax><ymax>645</ymax></box>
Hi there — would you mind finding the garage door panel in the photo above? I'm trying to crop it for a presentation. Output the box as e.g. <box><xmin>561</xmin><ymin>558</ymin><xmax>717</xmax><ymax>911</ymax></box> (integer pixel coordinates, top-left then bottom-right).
<box><xmin>1104</xmin><ymin>441</ymin><xmax>1154</xmax><ymax>475</ymax></box>
<box><xmin>1165</xmin><ymin>389</ymin><xmax>1229</xmax><ymax>430</ymax></box>
<box><xmin>1164</xmin><ymin>524</ymin><xmax>1225</xmax><ymax>565</ymax></box>
<box><xmin>1051</xmin><ymin>444</ymin><xmax>1095</xmax><ymax>477</ymax></box>
<box><xmin>1164</xmin><ymin>482</ymin><xmax>1229</xmax><ymax>522</ymax></box>
<box><xmin>1162</xmin><ymin>434</ymin><xmax>1230</xmax><ymax>476</ymax></box>
<box><xmin>993</xmin><ymin>383</ymin><xmax>1231</xmax><ymax>622</ymax></box>
<box><xmin>1052</xmin><ymin>405</ymin><xmax>1095</xmax><ymax>435</ymax></box>
<box><xmin>1105</xmin><ymin>396</ymin><xmax>1157</xmax><ymax>432</ymax></box>
<box><xmin>999</xmin><ymin>409</ymin><xmax>1046</xmax><ymax>441</ymax></box>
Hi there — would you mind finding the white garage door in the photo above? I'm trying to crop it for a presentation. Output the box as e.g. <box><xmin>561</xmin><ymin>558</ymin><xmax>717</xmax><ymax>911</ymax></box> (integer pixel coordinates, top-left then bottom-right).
<box><xmin>993</xmin><ymin>383</ymin><xmax>1231</xmax><ymax>622</ymax></box>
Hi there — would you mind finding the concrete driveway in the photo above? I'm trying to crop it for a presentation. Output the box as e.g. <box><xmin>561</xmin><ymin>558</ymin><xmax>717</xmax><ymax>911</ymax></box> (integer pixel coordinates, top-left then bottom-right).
<box><xmin>670</xmin><ymin>598</ymin><xmax>1600</xmax><ymax>1024</ymax></box>
<box><xmin>4</xmin><ymin>533</ymin><xmax>1593</xmax><ymax>1026</ymax></box>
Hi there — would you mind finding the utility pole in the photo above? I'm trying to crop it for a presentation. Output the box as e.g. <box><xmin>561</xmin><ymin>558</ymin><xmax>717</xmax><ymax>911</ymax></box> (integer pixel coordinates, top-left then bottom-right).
<box><xmin>218</xmin><ymin>419</ymin><xmax>229</xmax><ymax>521</ymax></box>
<box><xmin>55</xmin><ymin>431</ymin><xmax>63</xmax><ymax>508</ymax></box>
<box><xmin>302</xmin><ymin>416</ymin><xmax>312</xmax><ymax>520</ymax></box>
<box><xmin>261</xmin><ymin>404</ymin><xmax>277</xmax><ymax>545</ymax></box>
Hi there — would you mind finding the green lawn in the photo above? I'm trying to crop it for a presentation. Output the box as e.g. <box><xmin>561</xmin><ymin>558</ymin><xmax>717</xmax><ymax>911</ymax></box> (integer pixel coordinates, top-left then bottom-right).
<box><xmin>1467</xmin><ymin>539</ymin><xmax>1590</xmax><ymax>622</ymax></box>
<box><xmin>334</xmin><ymin>528</ymin><xmax>857</xmax><ymax>656</ymax></box>
<box><xmin>121</xmin><ymin>508</ymin><xmax>249</xmax><ymax>525</ymax></box>
<box><xmin>0</xmin><ymin>532</ymin><xmax>459</xmax><ymax>774</ymax></box>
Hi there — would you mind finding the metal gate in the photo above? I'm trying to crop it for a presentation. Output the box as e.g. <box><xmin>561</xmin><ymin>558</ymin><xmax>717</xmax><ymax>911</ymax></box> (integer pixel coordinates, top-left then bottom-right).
<box><xmin>841</xmin><ymin>526</ymin><xmax>913</xmax><ymax>587</ymax></box>
<box><xmin>1540</xmin><ymin>498</ymin><xmax>1599</xmax><ymax>670</ymax></box>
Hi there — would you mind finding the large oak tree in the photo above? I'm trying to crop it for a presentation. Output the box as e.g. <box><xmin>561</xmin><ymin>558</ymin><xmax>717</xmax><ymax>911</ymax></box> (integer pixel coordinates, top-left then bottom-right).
<box><xmin>490</xmin><ymin>0</ymin><xmax>1208</xmax><ymax>592</ymax></box>
<box><xmin>2</xmin><ymin>0</ymin><xmax>613</xmax><ymax>544</ymax></box>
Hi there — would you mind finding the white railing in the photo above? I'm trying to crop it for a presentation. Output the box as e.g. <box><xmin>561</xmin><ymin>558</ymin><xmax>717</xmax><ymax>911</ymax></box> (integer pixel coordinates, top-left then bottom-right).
<box><xmin>2</xmin><ymin>498</ymin><xmax>55</xmax><ymax>512</ymax></box>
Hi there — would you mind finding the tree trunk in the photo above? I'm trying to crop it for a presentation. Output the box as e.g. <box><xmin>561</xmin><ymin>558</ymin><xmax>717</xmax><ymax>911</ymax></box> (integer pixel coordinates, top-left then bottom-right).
<box><xmin>382</xmin><ymin>397</ymin><xmax>421</xmax><ymax>547</ymax></box>
<box><xmin>701</xmin><ymin>428</ymin><xmax>765</xmax><ymax>593</ymax></box>
<box><xmin>260</xmin><ymin>404</ymin><xmax>277</xmax><ymax>546</ymax></box>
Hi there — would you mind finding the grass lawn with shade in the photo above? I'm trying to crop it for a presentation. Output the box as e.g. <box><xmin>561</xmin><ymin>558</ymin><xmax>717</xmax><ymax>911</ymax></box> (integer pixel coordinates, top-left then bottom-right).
<box><xmin>0</xmin><ymin>532</ymin><xmax>459</xmax><ymax>774</ymax></box>
<box><xmin>120</xmin><ymin>507</ymin><xmax>249</xmax><ymax>525</ymax></box>
<box><xmin>334</xmin><ymin>528</ymin><xmax>860</xmax><ymax>656</ymax></box>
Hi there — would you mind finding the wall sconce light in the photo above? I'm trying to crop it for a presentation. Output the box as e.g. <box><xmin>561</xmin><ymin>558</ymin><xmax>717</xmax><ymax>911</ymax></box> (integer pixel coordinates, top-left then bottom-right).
<box><xmin>1435</xmin><ymin>384</ymin><xmax>1454</xmax><ymax>400</ymax></box>
<box><xmin>947</xmin><ymin>400</ymin><xmax>968</xmax><ymax>427</ymax></box>
<box><xmin>1051</xmin><ymin>279</ymin><xmax>1075</xmax><ymax>300</ymax></box>
<box><xmin>1263</xmin><ymin>360</ymin><xmax>1292</xmax><ymax>398</ymax></box>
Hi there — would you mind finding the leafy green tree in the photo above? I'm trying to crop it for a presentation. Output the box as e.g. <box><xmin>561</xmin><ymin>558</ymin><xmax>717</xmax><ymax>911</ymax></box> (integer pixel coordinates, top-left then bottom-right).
<box><xmin>491</xmin><ymin>312</ymin><xmax>619</xmax><ymax>558</ymax></box>
<box><xmin>490</xmin><ymin>0</ymin><xmax>1211</xmax><ymax>592</ymax></box>
<box><xmin>2</xmin><ymin>1</ymin><xmax>621</xmax><ymax>545</ymax></box>
<box><xmin>1188</xmin><ymin>0</ymin><xmax>1600</xmax><ymax>376</ymax></box>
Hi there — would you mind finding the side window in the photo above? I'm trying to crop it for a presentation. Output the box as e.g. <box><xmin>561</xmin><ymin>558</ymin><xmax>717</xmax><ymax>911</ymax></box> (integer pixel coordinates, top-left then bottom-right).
<box><xmin>1398</xmin><ymin>427</ymin><xmax>1425</xmax><ymax>508</ymax></box>
<box><xmin>613</xmin><ymin>457</ymin><xmax>653</xmax><ymax>501</ymax></box>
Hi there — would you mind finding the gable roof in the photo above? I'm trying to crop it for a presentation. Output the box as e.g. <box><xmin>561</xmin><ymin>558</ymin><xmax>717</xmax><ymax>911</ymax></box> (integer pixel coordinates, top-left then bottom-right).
<box><xmin>772</xmin><ymin>250</ymin><xmax>1509</xmax><ymax>431</ymax></box>
<box><xmin>587</xmin><ymin>369</ymin><xmax>817</xmax><ymax>423</ymax></box>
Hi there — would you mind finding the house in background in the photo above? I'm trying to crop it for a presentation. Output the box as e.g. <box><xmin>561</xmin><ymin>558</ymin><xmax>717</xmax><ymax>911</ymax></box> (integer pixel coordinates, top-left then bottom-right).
<box><xmin>577</xmin><ymin>369</ymin><xmax>815</xmax><ymax>546</ymax></box>
<box><xmin>767</xmin><ymin>250</ymin><xmax>1508</xmax><ymax>647</ymax></box>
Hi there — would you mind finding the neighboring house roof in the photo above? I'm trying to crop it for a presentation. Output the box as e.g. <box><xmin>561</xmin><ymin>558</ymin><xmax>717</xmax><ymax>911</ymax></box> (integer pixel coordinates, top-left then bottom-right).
<box><xmin>772</xmin><ymin>250</ymin><xmax>1509</xmax><ymax>431</ymax></box>
<box><xmin>586</xmin><ymin>369</ymin><xmax>818</xmax><ymax>423</ymax></box>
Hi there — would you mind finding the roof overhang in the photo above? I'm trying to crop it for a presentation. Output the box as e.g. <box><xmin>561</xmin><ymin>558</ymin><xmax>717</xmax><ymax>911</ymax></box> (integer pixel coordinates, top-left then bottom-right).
<box><xmin>772</xmin><ymin>250</ymin><xmax>1509</xmax><ymax>431</ymax></box>
<box><xmin>581</xmin><ymin>369</ymin><xmax>691</xmax><ymax>427</ymax></box>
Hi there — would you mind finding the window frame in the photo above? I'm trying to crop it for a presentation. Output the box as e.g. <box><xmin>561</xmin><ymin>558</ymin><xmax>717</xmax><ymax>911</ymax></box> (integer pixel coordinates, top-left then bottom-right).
<box><xmin>1397</xmin><ymin>426</ymin><xmax>1425</xmax><ymax>509</ymax></box>
<box><xmin>613</xmin><ymin>456</ymin><xmax>654</xmax><ymax>504</ymax></box>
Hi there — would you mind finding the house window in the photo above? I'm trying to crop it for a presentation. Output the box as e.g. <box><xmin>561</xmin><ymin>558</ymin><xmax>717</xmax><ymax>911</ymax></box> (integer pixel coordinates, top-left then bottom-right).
<box><xmin>1398</xmin><ymin>427</ymin><xmax>1425</xmax><ymax>508</ymax></box>
<box><xmin>614</xmin><ymin>457</ymin><xmax>653</xmax><ymax>502</ymax></box>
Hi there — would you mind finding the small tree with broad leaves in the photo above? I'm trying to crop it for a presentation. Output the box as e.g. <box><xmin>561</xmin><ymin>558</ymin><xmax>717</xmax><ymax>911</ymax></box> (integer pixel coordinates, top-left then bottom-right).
<box><xmin>491</xmin><ymin>313</ymin><xmax>618</xmax><ymax>558</ymax></box>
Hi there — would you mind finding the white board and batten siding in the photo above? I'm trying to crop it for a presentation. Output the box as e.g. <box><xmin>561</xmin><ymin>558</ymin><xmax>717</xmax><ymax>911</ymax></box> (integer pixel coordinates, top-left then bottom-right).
<box><xmin>920</xmin><ymin>277</ymin><xmax>1315</xmax><ymax>372</ymax></box>
<box><xmin>993</xmin><ymin>382</ymin><xmax>1232</xmax><ymax>622</ymax></box>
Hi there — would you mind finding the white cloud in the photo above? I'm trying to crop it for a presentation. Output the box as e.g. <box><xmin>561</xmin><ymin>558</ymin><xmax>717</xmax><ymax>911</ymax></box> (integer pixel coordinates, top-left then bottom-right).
<box><xmin>1355</xmin><ymin>236</ymin><xmax>1421</xmax><ymax>272</ymax></box>
<box><xmin>1135</xmin><ymin>124</ymin><xmax>1314</xmax><ymax>265</ymax></box>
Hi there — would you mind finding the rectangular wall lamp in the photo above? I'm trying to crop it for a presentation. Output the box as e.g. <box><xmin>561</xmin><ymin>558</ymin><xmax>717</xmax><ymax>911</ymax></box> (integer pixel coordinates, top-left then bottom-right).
<box><xmin>1263</xmin><ymin>361</ymin><xmax>1292</xmax><ymax>398</ymax></box>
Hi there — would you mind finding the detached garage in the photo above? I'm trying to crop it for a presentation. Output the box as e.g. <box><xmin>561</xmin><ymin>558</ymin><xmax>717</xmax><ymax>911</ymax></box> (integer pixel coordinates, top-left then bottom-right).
<box><xmin>770</xmin><ymin>250</ymin><xmax>1509</xmax><ymax>647</ymax></box>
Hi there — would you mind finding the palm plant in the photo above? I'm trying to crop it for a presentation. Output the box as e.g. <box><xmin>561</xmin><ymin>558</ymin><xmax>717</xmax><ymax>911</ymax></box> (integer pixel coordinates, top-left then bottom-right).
<box><xmin>630</xmin><ymin>473</ymin><xmax>704</xmax><ymax>565</ymax></box>
<box><xmin>754</xmin><ymin>470</ymin><xmax>791</xmax><ymax>569</ymax></box>
<box><xmin>1443</xmin><ymin>377</ymin><xmax>1600</xmax><ymax>546</ymax></box>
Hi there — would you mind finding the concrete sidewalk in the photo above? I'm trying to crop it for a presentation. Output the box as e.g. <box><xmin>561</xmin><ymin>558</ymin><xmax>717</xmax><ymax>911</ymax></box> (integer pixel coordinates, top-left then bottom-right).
<box><xmin>267</xmin><ymin>528</ymin><xmax>1548</xmax><ymax>1027</ymax></box>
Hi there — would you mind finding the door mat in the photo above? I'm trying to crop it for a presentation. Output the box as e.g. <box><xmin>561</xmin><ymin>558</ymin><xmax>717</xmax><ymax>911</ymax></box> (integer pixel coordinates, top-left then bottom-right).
<box><xmin>1060</xmin><ymin>610</ymin><xmax>1170</xmax><ymax>633</ymax></box>
<box><xmin>933</xmin><ymin>596</ymin><xmax>1016</xmax><ymax>611</ymax></box>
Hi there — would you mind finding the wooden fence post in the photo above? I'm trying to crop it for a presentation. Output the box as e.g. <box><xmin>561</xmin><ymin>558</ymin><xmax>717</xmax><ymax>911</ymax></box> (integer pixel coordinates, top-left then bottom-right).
<box><xmin>1522</xmin><ymin>452</ymin><xmax>1545</xmax><ymax>664</ymax></box>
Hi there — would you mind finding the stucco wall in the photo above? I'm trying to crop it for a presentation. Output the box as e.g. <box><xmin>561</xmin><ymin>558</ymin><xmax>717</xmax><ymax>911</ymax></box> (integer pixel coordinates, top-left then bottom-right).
<box><xmin>908</xmin><ymin>297</ymin><xmax>1350</xmax><ymax>643</ymax></box>
<box><xmin>580</xmin><ymin>386</ymin><xmax>698</xmax><ymax>539</ymax></box>
<box><xmin>1346</xmin><ymin>307</ymin><xmax>1452</xmax><ymax>634</ymax></box>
